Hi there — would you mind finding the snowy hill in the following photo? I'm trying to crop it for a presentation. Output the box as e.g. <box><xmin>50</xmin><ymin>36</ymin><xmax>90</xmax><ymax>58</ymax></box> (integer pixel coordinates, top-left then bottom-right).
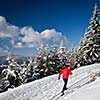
<box><xmin>0</xmin><ymin>64</ymin><xmax>100</xmax><ymax>100</ymax></box>
<box><xmin>67</xmin><ymin>78</ymin><xmax>100</xmax><ymax>100</ymax></box>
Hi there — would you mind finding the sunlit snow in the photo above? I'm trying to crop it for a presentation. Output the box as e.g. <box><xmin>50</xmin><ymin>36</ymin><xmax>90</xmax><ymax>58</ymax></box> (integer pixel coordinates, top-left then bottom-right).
<box><xmin>0</xmin><ymin>64</ymin><xmax>100</xmax><ymax>100</ymax></box>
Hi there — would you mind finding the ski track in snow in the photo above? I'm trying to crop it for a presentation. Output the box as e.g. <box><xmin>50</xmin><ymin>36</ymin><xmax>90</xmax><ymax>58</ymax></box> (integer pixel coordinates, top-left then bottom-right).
<box><xmin>0</xmin><ymin>64</ymin><xmax>100</xmax><ymax>100</ymax></box>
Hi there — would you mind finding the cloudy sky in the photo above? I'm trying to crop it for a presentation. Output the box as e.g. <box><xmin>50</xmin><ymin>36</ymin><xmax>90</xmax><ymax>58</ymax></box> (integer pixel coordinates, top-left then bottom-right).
<box><xmin>0</xmin><ymin>0</ymin><xmax>100</xmax><ymax>56</ymax></box>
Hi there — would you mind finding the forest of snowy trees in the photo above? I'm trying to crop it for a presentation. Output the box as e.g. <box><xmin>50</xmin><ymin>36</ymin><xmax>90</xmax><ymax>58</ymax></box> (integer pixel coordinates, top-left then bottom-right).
<box><xmin>77</xmin><ymin>4</ymin><xmax>100</xmax><ymax>66</ymax></box>
<box><xmin>0</xmin><ymin>41</ymin><xmax>73</xmax><ymax>93</ymax></box>
<box><xmin>0</xmin><ymin>4</ymin><xmax>100</xmax><ymax>93</ymax></box>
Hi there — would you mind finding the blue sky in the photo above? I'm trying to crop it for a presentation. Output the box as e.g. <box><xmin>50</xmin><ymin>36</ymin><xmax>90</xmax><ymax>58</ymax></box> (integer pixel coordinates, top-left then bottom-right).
<box><xmin>0</xmin><ymin>0</ymin><xmax>100</xmax><ymax>56</ymax></box>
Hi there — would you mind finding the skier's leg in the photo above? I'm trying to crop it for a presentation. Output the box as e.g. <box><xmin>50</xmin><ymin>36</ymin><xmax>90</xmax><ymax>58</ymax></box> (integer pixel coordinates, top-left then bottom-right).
<box><xmin>64</xmin><ymin>79</ymin><xmax>68</xmax><ymax>90</ymax></box>
<box><xmin>62</xmin><ymin>79</ymin><xmax>68</xmax><ymax>93</ymax></box>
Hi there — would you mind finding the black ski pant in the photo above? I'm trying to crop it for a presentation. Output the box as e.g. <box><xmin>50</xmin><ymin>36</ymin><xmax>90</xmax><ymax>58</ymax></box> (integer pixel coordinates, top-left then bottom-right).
<box><xmin>62</xmin><ymin>78</ymin><xmax>68</xmax><ymax>93</ymax></box>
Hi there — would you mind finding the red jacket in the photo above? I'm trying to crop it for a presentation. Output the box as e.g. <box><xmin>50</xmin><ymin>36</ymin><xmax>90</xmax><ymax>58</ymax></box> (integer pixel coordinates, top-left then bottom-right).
<box><xmin>59</xmin><ymin>67</ymin><xmax>72</xmax><ymax>79</ymax></box>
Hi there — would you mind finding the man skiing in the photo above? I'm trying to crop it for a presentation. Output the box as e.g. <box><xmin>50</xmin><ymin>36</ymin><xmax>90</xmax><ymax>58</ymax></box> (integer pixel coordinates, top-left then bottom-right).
<box><xmin>58</xmin><ymin>64</ymin><xmax>72</xmax><ymax>95</ymax></box>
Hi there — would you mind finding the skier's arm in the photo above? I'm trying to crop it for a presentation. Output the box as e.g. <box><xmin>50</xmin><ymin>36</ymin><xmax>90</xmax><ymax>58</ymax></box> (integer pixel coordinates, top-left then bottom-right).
<box><xmin>58</xmin><ymin>70</ymin><xmax>63</xmax><ymax>79</ymax></box>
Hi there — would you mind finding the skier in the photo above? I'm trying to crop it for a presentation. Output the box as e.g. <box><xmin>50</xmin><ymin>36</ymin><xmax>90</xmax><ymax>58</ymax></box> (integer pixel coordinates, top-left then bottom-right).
<box><xmin>58</xmin><ymin>64</ymin><xmax>72</xmax><ymax>95</ymax></box>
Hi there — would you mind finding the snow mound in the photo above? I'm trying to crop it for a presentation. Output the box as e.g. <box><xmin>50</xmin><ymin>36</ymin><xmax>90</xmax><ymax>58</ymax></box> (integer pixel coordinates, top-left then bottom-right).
<box><xmin>0</xmin><ymin>64</ymin><xmax>100</xmax><ymax>100</ymax></box>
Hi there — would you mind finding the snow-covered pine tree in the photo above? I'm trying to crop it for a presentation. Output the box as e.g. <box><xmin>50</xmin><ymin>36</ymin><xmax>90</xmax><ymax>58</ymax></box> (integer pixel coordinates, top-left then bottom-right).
<box><xmin>35</xmin><ymin>44</ymin><xmax>53</xmax><ymax>78</ymax></box>
<box><xmin>1</xmin><ymin>56</ymin><xmax>22</xmax><ymax>92</ymax></box>
<box><xmin>23</xmin><ymin>57</ymin><xmax>35</xmax><ymax>83</ymax></box>
<box><xmin>77</xmin><ymin>37</ymin><xmax>88</xmax><ymax>65</ymax></box>
<box><xmin>56</xmin><ymin>40</ymin><xmax>68</xmax><ymax>70</ymax></box>
<box><xmin>19</xmin><ymin>61</ymin><xmax>27</xmax><ymax>83</ymax></box>
<box><xmin>34</xmin><ymin>41</ymin><xmax>68</xmax><ymax>79</ymax></box>
<box><xmin>77</xmin><ymin>4</ymin><xmax>100</xmax><ymax>65</ymax></box>
<box><xmin>49</xmin><ymin>43</ymin><xmax>61</xmax><ymax>73</ymax></box>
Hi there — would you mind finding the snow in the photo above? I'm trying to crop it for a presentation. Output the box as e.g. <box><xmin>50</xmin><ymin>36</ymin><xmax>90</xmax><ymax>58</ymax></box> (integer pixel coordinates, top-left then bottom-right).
<box><xmin>67</xmin><ymin>78</ymin><xmax>100</xmax><ymax>100</ymax></box>
<box><xmin>0</xmin><ymin>64</ymin><xmax>100</xmax><ymax>100</ymax></box>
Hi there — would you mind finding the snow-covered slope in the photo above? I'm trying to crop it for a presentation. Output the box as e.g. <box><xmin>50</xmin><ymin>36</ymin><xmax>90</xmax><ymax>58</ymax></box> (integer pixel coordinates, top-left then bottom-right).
<box><xmin>0</xmin><ymin>64</ymin><xmax>100</xmax><ymax>100</ymax></box>
<box><xmin>67</xmin><ymin>78</ymin><xmax>100</xmax><ymax>100</ymax></box>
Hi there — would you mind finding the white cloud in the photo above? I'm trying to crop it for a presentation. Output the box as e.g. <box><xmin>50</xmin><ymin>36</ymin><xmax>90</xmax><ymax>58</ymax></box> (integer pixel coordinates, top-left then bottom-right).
<box><xmin>0</xmin><ymin>16</ymin><xmax>19</xmax><ymax>38</ymax></box>
<box><xmin>21</xmin><ymin>27</ymin><xmax>41</xmax><ymax>43</ymax></box>
<box><xmin>0</xmin><ymin>16</ymin><xmax>70</xmax><ymax>49</ymax></box>
<box><xmin>14</xmin><ymin>27</ymin><xmax>41</xmax><ymax>48</ymax></box>
<box><xmin>17</xmin><ymin>28</ymin><xmax>62</xmax><ymax>48</ymax></box>
<box><xmin>14</xmin><ymin>42</ymin><xmax>23</xmax><ymax>48</ymax></box>
<box><xmin>41</xmin><ymin>29</ymin><xmax>62</xmax><ymax>40</ymax></box>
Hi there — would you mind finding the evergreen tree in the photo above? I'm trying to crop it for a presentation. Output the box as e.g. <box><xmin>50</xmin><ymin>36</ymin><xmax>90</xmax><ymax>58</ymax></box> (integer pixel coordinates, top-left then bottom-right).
<box><xmin>34</xmin><ymin>41</ymin><xmax>68</xmax><ymax>79</ymax></box>
<box><xmin>23</xmin><ymin>57</ymin><xmax>36</xmax><ymax>83</ymax></box>
<box><xmin>35</xmin><ymin>41</ymin><xmax>67</xmax><ymax>78</ymax></box>
<box><xmin>1</xmin><ymin>56</ymin><xmax>22</xmax><ymax>92</ymax></box>
<box><xmin>56</xmin><ymin>40</ymin><xmax>68</xmax><ymax>70</ymax></box>
<box><xmin>49</xmin><ymin>43</ymin><xmax>60</xmax><ymax>73</ymax></box>
<box><xmin>77</xmin><ymin>4</ymin><xmax>100</xmax><ymax>65</ymax></box>
<box><xmin>20</xmin><ymin>61</ymin><xmax>28</xmax><ymax>83</ymax></box>
<box><xmin>35</xmin><ymin>44</ymin><xmax>53</xmax><ymax>78</ymax></box>
<box><xmin>77</xmin><ymin>37</ymin><xmax>88</xmax><ymax>65</ymax></box>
